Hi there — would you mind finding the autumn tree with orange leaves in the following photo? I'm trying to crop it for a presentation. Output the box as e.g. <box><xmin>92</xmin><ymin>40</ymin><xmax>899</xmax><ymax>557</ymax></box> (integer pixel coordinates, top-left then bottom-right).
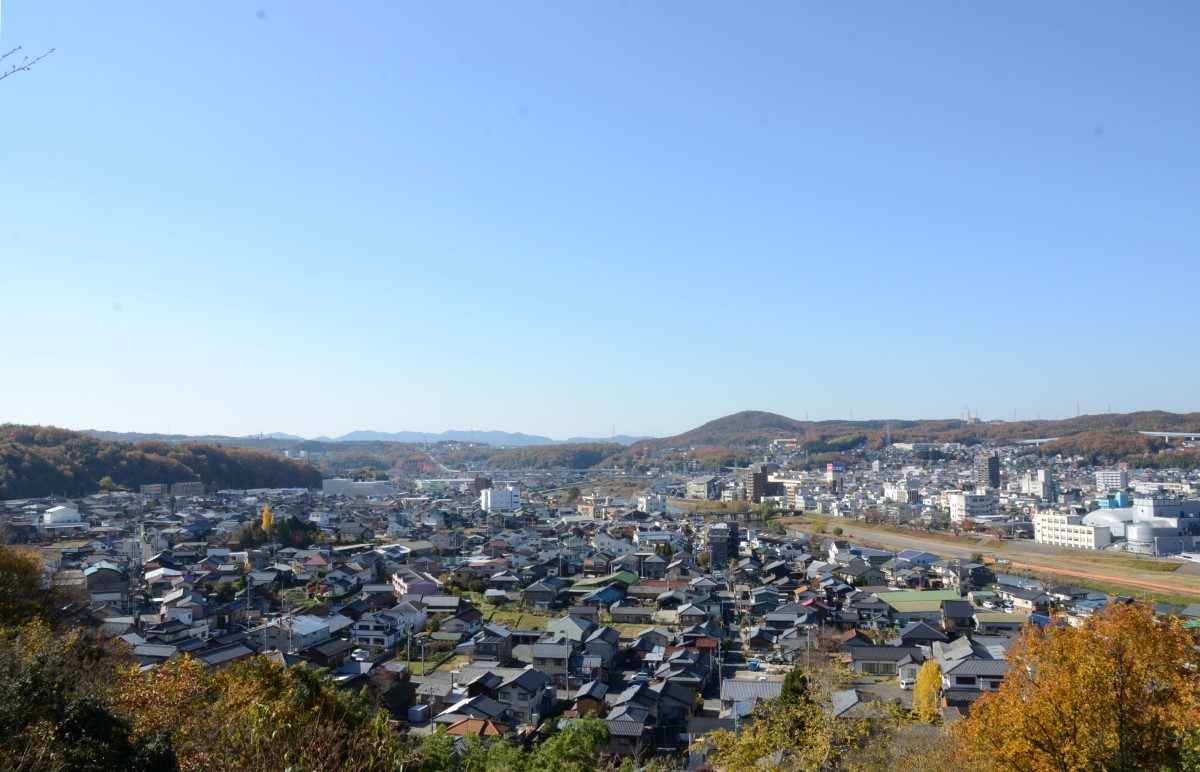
<box><xmin>954</xmin><ymin>602</ymin><xmax>1200</xmax><ymax>772</ymax></box>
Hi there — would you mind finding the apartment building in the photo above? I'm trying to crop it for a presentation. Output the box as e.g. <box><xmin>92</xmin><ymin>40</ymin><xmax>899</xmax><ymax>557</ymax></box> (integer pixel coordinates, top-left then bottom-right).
<box><xmin>946</xmin><ymin>490</ymin><xmax>997</xmax><ymax>523</ymax></box>
<box><xmin>973</xmin><ymin>453</ymin><xmax>1000</xmax><ymax>490</ymax></box>
<box><xmin>1095</xmin><ymin>469</ymin><xmax>1128</xmax><ymax>492</ymax></box>
<box><xmin>481</xmin><ymin>486</ymin><xmax>521</xmax><ymax>512</ymax></box>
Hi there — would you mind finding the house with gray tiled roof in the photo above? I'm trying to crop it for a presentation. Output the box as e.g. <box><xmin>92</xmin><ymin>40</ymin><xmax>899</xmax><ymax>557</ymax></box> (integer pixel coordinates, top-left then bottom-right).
<box><xmin>531</xmin><ymin>641</ymin><xmax>574</xmax><ymax>687</ymax></box>
<box><xmin>719</xmin><ymin>678</ymin><xmax>782</xmax><ymax>718</ymax></box>
<box><xmin>498</xmin><ymin>668</ymin><xmax>553</xmax><ymax>726</ymax></box>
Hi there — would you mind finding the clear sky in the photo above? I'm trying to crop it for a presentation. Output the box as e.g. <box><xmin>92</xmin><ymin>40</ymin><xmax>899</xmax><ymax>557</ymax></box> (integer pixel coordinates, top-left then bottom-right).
<box><xmin>2</xmin><ymin>2</ymin><xmax>1197</xmax><ymax>440</ymax></box>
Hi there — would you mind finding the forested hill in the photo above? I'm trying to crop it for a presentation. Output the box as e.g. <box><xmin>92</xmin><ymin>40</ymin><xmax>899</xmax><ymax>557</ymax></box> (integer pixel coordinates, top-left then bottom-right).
<box><xmin>640</xmin><ymin>409</ymin><xmax>1200</xmax><ymax>450</ymax></box>
<box><xmin>0</xmin><ymin>425</ymin><xmax>322</xmax><ymax>499</ymax></box>
<box><xmin>485</xmin><ymin>443</ymin><xmax>625</xmax><ymax>470</ymax></box>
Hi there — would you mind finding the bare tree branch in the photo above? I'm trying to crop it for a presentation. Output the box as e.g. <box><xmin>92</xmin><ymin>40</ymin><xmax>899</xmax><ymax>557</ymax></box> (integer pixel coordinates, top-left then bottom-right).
<box><xmin>0</xmin><ymin>47</ymin><xmax>55</xmax><ymax>82</ymax></box>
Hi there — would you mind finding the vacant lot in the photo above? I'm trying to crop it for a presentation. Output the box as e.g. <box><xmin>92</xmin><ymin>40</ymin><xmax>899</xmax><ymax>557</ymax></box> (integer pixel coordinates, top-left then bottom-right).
<box><xmin>485</xmin><ymin>608</ymin><xmax>551</xmax><ymax>630</ymax></box>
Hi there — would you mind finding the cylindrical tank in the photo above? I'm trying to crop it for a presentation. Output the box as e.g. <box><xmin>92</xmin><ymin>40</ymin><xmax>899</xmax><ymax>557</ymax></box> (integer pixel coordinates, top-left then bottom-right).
<box><xmin>1127</xmin><ymin>521</ymin><xmax>1155</xmax><ymax>545</ymax></box>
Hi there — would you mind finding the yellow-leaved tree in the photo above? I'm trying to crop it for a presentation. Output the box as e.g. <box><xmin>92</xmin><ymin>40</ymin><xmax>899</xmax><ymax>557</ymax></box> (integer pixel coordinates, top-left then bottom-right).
<box><xmin>954</xmin><ymin>602</ymin><xmax>1200</xmax><ymax>771</ymax></box>
<box><xmin>911</xmin><ymin>660</ymin><xmax>942</xmax><ymax>724</ymax></box>
<box><xmin>0</xmin><ymin>545</ymin><xmax>64</xmax><ymax>626</ymax></box>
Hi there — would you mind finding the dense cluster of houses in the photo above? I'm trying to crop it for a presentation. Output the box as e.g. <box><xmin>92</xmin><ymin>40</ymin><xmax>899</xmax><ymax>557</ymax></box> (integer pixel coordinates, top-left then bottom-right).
<box><xmin>4</xmin><ymin>478</ymin><xmax>1197</xmax><ymax>766</ymax></box>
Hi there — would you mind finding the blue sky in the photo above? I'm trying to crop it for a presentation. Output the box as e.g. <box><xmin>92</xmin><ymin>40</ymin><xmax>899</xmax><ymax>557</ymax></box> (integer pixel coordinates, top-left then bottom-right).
<box><xmin>2</xmin><ymin>2</ymin><xmax>1197</xmax><ymax>440</ymax></box>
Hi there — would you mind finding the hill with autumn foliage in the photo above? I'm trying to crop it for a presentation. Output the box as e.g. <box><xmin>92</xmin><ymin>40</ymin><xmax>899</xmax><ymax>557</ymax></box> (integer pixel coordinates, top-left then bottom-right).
<box><xmin>590</xmin><ymin>409</ymin><xmax>1200</xmax><ymax>472</ymax></box>
<box><xmin>0</xmin><ymin>425</ymin><xmax>322</xmax><ymax>499</ymax></box>
<box><xmin>640</xmin><ymin>409</ymin><xmax>1200</xmax><ymax>449</ymax></box>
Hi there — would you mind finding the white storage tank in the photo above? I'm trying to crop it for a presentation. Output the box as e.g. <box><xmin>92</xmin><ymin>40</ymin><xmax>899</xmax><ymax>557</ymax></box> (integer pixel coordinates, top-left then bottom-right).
<box><xmin>1127</xmin><ymin>521</ymin><xmax>1155</xmax><ymax>546</ymax></box>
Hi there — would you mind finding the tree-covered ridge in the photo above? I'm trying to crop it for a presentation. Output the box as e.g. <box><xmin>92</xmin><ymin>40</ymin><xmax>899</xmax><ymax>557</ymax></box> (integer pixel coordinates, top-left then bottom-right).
<box><xmin>640</xmin><ymin>409</ymin><xmax>1200</xmax><ymax>450</ymax></box>
<box><xmin>485</xmin><ymin>443</ymin><xmax>625</xmax><ymax>470</ymax></box>
<box><xmin>0</xmin><ymin>425</ymin><xmax>322</xmax><ymax>498</ymax></box>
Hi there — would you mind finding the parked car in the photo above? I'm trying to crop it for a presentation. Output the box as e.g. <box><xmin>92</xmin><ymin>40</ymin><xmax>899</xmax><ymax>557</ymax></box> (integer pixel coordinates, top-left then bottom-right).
<box><xmin>899</xmin><ymin>678</ymin><xmax>915</xmax><ymax>690</ymax></box>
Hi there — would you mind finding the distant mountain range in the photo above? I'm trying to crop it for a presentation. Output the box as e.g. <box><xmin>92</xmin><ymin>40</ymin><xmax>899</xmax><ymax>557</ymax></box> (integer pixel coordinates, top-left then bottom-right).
<box><xmin>84</xmin><ymin>429</ymin><xmax>651</xmax><ymax>447</ymax></box>
<box><xmin>323</xmin><ymin>430</ymin><xmax>650</xmax><ymax>447</ymax></box>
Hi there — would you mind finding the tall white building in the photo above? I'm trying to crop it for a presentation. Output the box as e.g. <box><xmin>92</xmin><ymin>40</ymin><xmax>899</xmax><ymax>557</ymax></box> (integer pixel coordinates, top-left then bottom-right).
<box><xmin>1095</xmin><ymin>469</ymin><xmax>1128</xmax><ymax>492</ymax></box>
<box><xmin>1034</xmin><ymin>511</ymin><xmax>1111</xmax><ymax>550</ymax></box>
<box><xmin>481</xmin><ymin>486</ymin><xmax>521</xmax><ymax>512</ymax></box>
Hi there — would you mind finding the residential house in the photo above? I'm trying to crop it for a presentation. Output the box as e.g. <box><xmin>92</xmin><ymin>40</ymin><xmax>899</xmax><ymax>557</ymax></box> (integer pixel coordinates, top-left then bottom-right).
<box><xmin>522</xmin><ymin>576</ymin><xmax>566</xmax><ymax>609</ymax></box>
<box><xmin>255</xmin><ymin>615</ymin><xmax>331</xmax><ymax>652</ymax></box>
<box><xmin>583</xmin><ymin>626</ymin><xmax>621</xmax><ymax>669</ymax></box>
<box><xmin>498</xmin><ymin>668</ymin><xmax>554</xmax><ymax>726</ymax></box>
<box><xmin>719</xmin><ymin>678</ymin><xmax>782</xmax><ymax>719</ymax></box>
<box><xmin>392</xmin><ymin>569</ymin><xmax>443</xmax><ymax>597</ymax></box>
<box><xmin>573</xmin><ymin>680</ymin><xmax>608</xmax><ymax>717</ymax></box>
<box><xmin>895</xmin><ymin>621</ymin><xmax>949</xmax><ymax>648</ymax></box>
<box><xmin>942</xmin><ymin>658</ymin><xmax>1009</xmax><ymax>692</ymax></box>
<box><xmin>941</xmin><ymin>599</ymin><xmax>977</xmax><ymax>636</ymax></box>
<box><xmin>544</xmin><ymin>614</ymin><xmax>596</xmax><ymax>644</ymax></box>
<box><xmin>472</xmin><ymin>624</ymin><xmax>515</xmax><ymax>666</ymax></box>
<box><xmin>353</xmin><ymin>611</ymin><xmax>403</xmax><ymax>648</ymax></box>
<box><xmin>530</xmin><ymin>641</ymin><xmax>573</xmax><ymax>687</ymax></box>
<box><xmin>844</xmin><ymin>646</ymin><xmax>925</xmax><ymax>677</ymax></box>
<box><xmin>602</xmin><ymin>704</ymin><xmax>652</xmax><ymax>759</ymax></box>
<box><xmin>833</xmin><ymin>560</ymin><xmax>886</xmax><ymax>587</ymax></box>
<box><xmin>441</xmin><ymin>607</ymin><xmax>484</xmax><ymax>637</ymax></box>
<box><xmin>610</xmin><ymin>602</ymin><xmax>654</xmax><ymax>625</ymax></box>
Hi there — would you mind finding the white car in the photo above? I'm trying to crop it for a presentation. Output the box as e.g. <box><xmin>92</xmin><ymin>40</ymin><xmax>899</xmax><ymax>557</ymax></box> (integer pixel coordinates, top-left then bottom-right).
<box><xmin>899</xmin><ymin>678</ymin><xmax>915</xmax><ymax>690</ymax></box>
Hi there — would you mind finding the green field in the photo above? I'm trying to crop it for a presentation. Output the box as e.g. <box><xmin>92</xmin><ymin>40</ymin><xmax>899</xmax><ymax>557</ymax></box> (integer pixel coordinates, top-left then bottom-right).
<box><xmin>1058</xmin><ymin>552</ymin><xmax>1182</xmax><ymax>573</ymax></box>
